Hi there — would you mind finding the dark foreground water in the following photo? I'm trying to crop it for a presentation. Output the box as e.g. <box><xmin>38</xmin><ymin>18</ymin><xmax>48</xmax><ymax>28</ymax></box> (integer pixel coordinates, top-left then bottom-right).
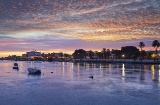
<box><xmin>0</xmin><ymin>60</ymin><xmax>160</xmax><ymax>105</ymax></box>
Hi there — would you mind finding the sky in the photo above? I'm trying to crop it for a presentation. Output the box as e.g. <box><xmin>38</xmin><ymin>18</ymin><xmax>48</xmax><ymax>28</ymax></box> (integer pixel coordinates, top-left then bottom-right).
<box><xmin>0</xmin><ymin>0</ymin><xmax>160</xmax><ymax>57</ymax></box>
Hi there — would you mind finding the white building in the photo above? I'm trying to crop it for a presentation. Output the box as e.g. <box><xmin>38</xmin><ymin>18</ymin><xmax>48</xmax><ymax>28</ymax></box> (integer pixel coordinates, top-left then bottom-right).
<box><xmin>26</xmin><ymin>50</ymin><xmax>41</xmax><ymax>60</ymax></box>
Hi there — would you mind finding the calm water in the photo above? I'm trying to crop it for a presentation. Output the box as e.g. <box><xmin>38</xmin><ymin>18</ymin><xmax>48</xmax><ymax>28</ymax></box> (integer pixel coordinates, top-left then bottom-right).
<box><xmin>0</xmin><ymin>60</ymin><xmax>160</xmax><ymax>105</ymax></box>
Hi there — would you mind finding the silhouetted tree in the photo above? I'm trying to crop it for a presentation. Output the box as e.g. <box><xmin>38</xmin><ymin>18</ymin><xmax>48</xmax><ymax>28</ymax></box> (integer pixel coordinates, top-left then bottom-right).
<box><xmin>73</xmin><ymin>49</ymin><xmax>86</xmax><ymax>60</ymax></box>
<box><xmin>101</xmin><ymin>48</ymin><xmax>107</xmax><ymax>59</ymax></box>
<box><xmin>152</xmin><ymin>40</ymin><xmax>160</xmax><ymax>61</ymax></box>
<box><xmin>88</xmin><ymin>50</ymin><xmax>94</xmax><ymax>59</ymax></box>
<box><xmin>141</xmin><ymin>50</ymin><xmax>148</xmax><ymax>59</ymax></box>
<box><xmin>111</xmin><ymin>49</ymin><xmax>122</xmax><ymax>59</ymax></box>
<box><xmin>121</xmin><ymin>46</ymin><xmax>139</xmax><ymax>59</ymax></box>
<box><xmin>106</xmin><ymin>49</ymin><xmax>111</xmax><ymax>59</ymax></box>
<box><xmin>139</xmin><ymin>41</ymin><xmax>145</xmax><ymax>62</ymax></box>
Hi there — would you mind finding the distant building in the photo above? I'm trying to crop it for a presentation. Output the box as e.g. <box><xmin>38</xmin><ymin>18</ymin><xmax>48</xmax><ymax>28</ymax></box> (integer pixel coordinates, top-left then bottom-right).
<box><xmin>111</xmin><ymin>49</ymin><xmax>121</xmax><ymax>59</ymax></box>
<box><xmin>8</xmin><ymin>55</ymin><xmax>17</xmax><ymax>60</ymax></box>
<box><xmin>22</xmin><ymin>54</ymin><xmax>27</xmax><ymax>58</ymax></box>
<box><xmin>94</xmin><ymin>51</ymin><xmax>99</xmax><ymax>59</ymax></box>
<box><xmin>26</xmin><ymin>50</ymin><xmax>41</xmax><ymax>60</ymax></box>
<box><xmin>86</xmin><ymin>50</ymin><xmax>94</xmax><ymax>59</ymax></box>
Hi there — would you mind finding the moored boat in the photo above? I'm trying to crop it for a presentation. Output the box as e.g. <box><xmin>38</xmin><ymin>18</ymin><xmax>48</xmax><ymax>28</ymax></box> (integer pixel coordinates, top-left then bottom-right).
<box><xmin>13</xmin><ymin>63</ymin><xmax>19</xmax><ymax>70</ymax></box>
<box><xmin>13</xmin><ymin>66</ymin><xmax>19</xmax><ymax>69</ymax></box>
<box><xmin>27</xmin><ymin>68</ymin><xmax>41</xmax><ymax>74</ymax></box>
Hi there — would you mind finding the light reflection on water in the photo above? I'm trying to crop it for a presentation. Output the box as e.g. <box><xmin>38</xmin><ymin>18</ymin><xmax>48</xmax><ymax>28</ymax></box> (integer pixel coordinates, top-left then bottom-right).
<box><xmin>0</xmin><ymin>60</ymin><xmax>160</xmax><ymax>105</ymax></box>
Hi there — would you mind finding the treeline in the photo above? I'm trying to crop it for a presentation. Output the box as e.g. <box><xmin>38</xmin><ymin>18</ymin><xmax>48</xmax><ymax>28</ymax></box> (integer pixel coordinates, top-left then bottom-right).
<box><xmin>73</xmin><ymin>40</ymin><xmax>160</xmax><ymax>60</ymax></box>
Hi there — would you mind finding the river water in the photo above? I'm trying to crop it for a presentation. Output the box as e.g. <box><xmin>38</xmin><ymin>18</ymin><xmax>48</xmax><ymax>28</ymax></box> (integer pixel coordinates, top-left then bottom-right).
<box><xmin>0</xmin><ymin>60</ymin><xmax>160</xmax><ymax>105</ymax></box>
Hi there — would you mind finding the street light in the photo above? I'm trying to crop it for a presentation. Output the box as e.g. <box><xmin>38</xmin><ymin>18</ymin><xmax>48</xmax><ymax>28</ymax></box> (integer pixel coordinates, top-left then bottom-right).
<box><xmin>151</xmin><ymin>54</ymin><xmax>156</xmax><ymax>62</ymax></box>
<box><xmin>122</xmin><ymin>54</ymin><xmax>125</xmax><ymax>61</ymax></box>
<box><xmin>151</xmin><ymin>54</ymin><xmax>156</xmax><ymax>59</ymax></box>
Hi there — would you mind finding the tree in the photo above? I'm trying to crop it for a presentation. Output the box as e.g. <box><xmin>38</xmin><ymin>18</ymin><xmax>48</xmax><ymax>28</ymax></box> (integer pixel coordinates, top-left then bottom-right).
<box><xmin>139</xmin><ymin>42</ymin><xmax>145</xmax><ymax>52</ymax></box>
<box><xmin>101</xmin><ymin>48</ymin><xmax>107</xmax><ymax>59</ymax></box>
<box><xmin>139</xmin><ymin>41</ymin><xmax>145</xmax><ymax>61</ymax></box>
<box><xmin>106</xmin><ymin>49</ymin><xmax>111</xmax><ymax>59</ymax></box>
<box><xmin>121</xmin><ymin>46</ymin><xmax>139</xmax><ymax>59</ymax></box>
<box><xmin>88</xmin><ymin>50</ymin><xmax>94</xmax><ymax>59</ymax></box>
<box><xmin>73</xmin><ymin>49</ymin><xmax>86</xmax><ymax>60</ymax></box>
<box><xmin>152</xmin><ymin>40</ymin><xmax>160</xmax><ymax>61</ymax></box>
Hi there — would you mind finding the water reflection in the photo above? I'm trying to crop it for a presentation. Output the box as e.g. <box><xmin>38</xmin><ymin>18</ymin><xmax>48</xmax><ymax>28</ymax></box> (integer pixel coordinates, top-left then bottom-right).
<box><xmin>28</xmin><ymin>73</ymin><xmax>41</xmax><ymax>77</ymax></box>
<box><xmin>151</xmin><ymin>65</ymin><xmax>155</xmax><ymax>80</ymax></box>
<box><xmin>151</xmin><ymin>65</ymin><xmax>159</xmax><ymax>81</ymax></box>
<box><xmin>1</xmin><ymin>61</ymin><xmax>160</xmax><ymax>105</ymax></box>
<box><xmin>122</xmin><ymin>64</ymin><xmax>125</xmax><ymax>77</ymax></box>
<box><xmin>0</xmin><ymin>61</ymin><xmax>160</xmax><ymax>82</ymax></box>
<box><xmin>140</xmin><ymin>65</ymin><xmax>145</xmax><ymax>80</ymax></box>
<box><xmin>69</xmin><ymin>62</ymin><xmax>160</xmax><ymax>81</ymax></box>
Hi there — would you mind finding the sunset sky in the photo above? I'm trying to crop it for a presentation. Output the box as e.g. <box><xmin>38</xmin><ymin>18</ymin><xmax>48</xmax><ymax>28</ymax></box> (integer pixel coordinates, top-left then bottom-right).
<box><xmin>0</xmin><ymin>0</ymin><xmax>160</xmax><ymax>57</ymax></box>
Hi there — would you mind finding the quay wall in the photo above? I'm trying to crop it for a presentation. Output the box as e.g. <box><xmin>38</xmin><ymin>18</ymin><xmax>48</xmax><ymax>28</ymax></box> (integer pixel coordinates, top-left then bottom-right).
<box><xmin>70</xmin><ymin>59</ymin><xmax>160</xmax><ymax>64</ymax></box>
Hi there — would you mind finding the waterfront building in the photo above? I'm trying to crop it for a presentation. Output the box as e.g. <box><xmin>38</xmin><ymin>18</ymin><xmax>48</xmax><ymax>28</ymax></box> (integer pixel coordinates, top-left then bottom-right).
<box><xmin>93</xmin><ymin>51</ymin><xmax>99</xmax><ymax>59</ymax></box>
<box><xmin>26</xmin><ymin>50</ymin><xmax>41</xmax><ymax>60</ymax></box>
<box><xmin>86</xmin><ymin>50</ymin><xmax>94</xmax><ymax>59</ymax></box>
<box><xmin>8</xmin><ymin>55</ymin><xmax>17</xmax><ymax>60</ymax></box>
<box><xmin>111</xmin><ymin>49</ymin><xmax>121</xmax><ymax>59</ymax></box>
<box><xmin>22</xmin><ymin>54</ymin><xmax>27</xmax><ymax>58</ymax></box>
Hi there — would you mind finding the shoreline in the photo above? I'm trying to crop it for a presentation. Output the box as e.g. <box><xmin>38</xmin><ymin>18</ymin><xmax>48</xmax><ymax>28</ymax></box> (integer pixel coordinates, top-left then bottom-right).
<box><xmin>71</xmin><ymin>59</ymin><xmax>160</xmax><ymax>64</ymax></box>
<box><xmin>1</xmin><ymin>59</ymin><xmax>160</xmax><ymax>64</ymax></box>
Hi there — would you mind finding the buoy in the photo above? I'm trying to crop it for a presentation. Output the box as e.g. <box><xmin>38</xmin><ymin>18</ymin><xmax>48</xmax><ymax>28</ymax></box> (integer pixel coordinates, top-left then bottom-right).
<box><xmin>89</xmin><ymin>76</ymin><xmax>93</xmax><ymax>79</ymax></box>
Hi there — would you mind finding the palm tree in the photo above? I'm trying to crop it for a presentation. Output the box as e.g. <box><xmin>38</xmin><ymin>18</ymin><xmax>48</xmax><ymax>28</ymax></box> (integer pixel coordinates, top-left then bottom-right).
<box><xmin>152</xmin><ymin>40</ymin><xmax>160</xmax><ymax>61</ymax></box>
<box><xmin>139</xmin><ymin>42</ymin><xmax>145</xmax><ymax>51</ymax></box>
<box><xmin>139</xmin><ymin>41</ymin><xmax>145</xmax><ymax>62</ymax></box>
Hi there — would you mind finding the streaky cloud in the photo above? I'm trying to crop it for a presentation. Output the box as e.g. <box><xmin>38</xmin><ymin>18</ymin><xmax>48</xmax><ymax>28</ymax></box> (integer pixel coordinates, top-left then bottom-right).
<box><xmin>0</xmin><ymin>0</ymin><xmax>160</xmax><ymax>55</ymax></box>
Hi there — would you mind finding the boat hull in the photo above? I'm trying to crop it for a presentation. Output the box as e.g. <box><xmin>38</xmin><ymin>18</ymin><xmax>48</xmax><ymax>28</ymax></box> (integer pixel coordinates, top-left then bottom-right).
<box><xmin>27</xmin><ymin>68</ymin><xmax>41</xmax><ymax>74</ymax></box>
<box><xmin>13</xmin><ymin>66</ymin><xmax>19</xmax><ymax>69</ymax></box>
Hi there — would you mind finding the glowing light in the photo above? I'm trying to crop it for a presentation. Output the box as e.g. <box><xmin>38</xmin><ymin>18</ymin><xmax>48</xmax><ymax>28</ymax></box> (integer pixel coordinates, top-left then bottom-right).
<box><xmin>122</xmin><ymin>64</ymin><xmax>125</xmax><ymax>77</ymax></box>
<box><xmin>151</xmin><ymin>54</ymin><xmax>156</xmax><ymax>58</ymax></box>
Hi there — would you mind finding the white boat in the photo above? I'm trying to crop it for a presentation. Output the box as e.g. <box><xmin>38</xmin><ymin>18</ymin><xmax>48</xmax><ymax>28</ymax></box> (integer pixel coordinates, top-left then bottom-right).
<box><xmin>27</xmin><ymin>68</ymin><xmax>41</xmax><ymax>74</ymax></box>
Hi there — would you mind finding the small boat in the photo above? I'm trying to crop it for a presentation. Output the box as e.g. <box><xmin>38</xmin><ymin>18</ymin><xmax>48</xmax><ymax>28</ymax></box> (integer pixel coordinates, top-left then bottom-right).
<box><xmin>14</xmin><ymin>63</ymin><xmax>18</xmax><ymax>66</ymax></box>
<box><xmin>27</xmin><ymin>68</ymin><xmax>41</xmax><ymax>74</ymax></box>
<box><xmin>13</xmin><ymin>63</ymin><xmax>19</xmax><ymax>70</ymax></box>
